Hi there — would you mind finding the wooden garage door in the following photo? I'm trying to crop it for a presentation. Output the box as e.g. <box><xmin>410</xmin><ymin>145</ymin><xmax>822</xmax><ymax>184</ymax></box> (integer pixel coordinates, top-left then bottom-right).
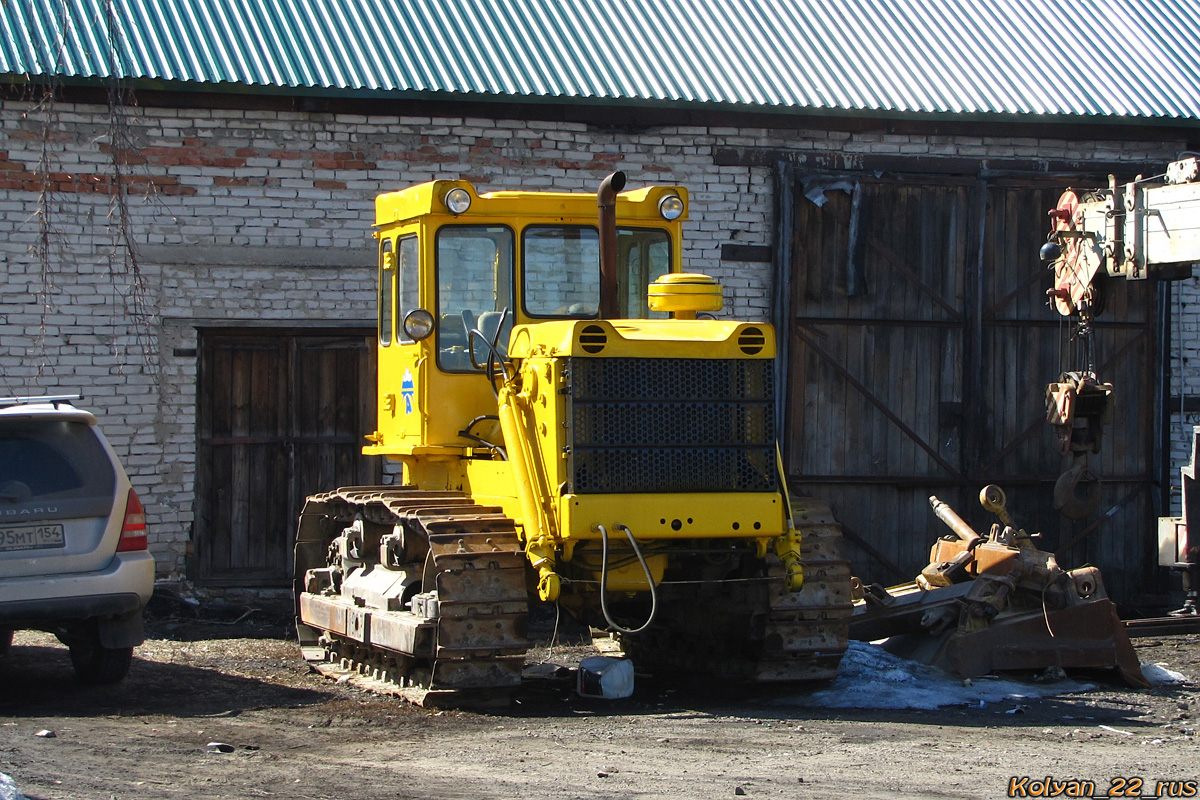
<box><xmin>194</xmin><ymin>329</ymin><xmax>377</xmax><ymax>586</ymax></box>
<box><xmin>785</xmin><ymin>175</ymin><xmax>1160</xmax><ymax>602</ymax></box>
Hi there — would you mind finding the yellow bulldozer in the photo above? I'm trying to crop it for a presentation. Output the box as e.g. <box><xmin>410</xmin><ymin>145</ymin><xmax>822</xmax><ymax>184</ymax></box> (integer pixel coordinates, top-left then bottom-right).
<box><xmin>293</xmin><ymin>173</ymin><xmax>854</xmax><ymax>703</ymax></box>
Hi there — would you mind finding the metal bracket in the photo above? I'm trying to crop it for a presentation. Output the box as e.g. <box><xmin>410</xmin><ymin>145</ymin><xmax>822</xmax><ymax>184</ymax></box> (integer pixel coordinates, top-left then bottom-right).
<box><xmin>1123</xmin><ymin>178</ymin><xmax>1147</xmax><ymax>279</ymax></box>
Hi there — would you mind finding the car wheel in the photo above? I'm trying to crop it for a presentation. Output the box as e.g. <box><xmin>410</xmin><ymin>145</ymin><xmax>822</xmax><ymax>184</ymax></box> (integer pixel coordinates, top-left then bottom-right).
<box><xmin>68</xmin><ymin>631</ymin><xmax>133</xmax><ymax>685</ymax></box>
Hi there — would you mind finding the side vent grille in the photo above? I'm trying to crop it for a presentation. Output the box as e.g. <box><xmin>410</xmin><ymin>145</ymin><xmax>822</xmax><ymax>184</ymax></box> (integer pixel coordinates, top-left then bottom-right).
<box><xmin>579</xmin><ymin>325</ymin><xmax>607</xmax><ymax>354</ymax></box>
<box><xmin>738</xmin><ymin>326</ymin><xmax>766</xmax><ymax>356</ymax></box>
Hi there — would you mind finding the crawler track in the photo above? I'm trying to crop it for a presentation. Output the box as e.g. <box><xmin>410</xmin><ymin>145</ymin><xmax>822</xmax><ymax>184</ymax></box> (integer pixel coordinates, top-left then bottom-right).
<box><xmin>616</xmin><ymin>498</ymin><xmax>853</xmax><ymax>682</ymax></box>
<box><xmin>757</xmin><ymin>498</ymin><xmax>855</xmax><ymax>680</ymax></box>
<box><xmin>294</xmin><ymin>487</ymin><xmax>529</xmax><ymax>705</ymax></box>
<box><xmin>295</xmin><ymin>489</ymin><xmax>853</xmax><ymax>699</ymax></box>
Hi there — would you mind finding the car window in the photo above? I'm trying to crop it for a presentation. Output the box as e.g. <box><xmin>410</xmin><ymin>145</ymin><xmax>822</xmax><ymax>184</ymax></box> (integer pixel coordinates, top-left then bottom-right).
<box><xmin>0</xmin><ymin>419</ymin><xmax>116</xmax><ymax>518</ymax></box>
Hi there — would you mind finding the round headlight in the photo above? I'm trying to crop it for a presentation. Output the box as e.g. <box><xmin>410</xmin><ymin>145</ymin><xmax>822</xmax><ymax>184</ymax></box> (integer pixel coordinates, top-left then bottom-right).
<box><xmin>444</xmin><ymin>187</ymin><xmax>472</xmax><ymax>215</ymax></box>
<box><xmin>658</xmin><ymin>193</ymin><xmax>684</xmax><ymax>221</ymax></box>
<box><xmin>403</xmin><ymin>308</ymin><xmax>435</xmax><ymax>341</ymax></box>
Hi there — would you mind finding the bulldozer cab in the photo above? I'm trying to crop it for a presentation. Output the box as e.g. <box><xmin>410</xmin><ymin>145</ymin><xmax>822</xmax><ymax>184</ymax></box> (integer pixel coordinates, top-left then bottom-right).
<box><xmin>367</xmin><ymin>179</ymin><xmax>688</xmax><ymax>455</ymax></box>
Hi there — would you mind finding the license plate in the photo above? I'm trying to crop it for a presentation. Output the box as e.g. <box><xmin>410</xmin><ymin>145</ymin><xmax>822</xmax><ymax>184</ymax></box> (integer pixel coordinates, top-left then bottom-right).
<box><xmin>0</xmin><ymin>523</ymin><xmax>66</xmax><ymax>552</ymax></box>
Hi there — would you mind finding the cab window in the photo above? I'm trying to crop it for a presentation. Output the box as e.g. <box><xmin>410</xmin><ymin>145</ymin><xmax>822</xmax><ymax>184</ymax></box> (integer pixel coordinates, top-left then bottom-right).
<box><xmin>378</xmin><ymin>238</ymin><xmax>394</xmax><ymax>346</ymax></box>
<box><xmin>396</xmin><ymin>235</ymin><xmax>419</xmax><ymax>342</ymax></box>
<box><xmin>436</xmin><ymin>226</ymin><xmax>514</xmax><ymax>372</ymax></box>
<box><xmin>522</xmin><ymin>226</ymin><xmax>672</xmax><ymax>318</ymax></box>
<box><xmin>523</xmin><ymin>226</ymin><xmax>599</xmax><ymax>316</ymax></box>
<box><xmin>618</xmin><ymin>228</ymin><xmax>671</xmax><ymax>318</ymax></box>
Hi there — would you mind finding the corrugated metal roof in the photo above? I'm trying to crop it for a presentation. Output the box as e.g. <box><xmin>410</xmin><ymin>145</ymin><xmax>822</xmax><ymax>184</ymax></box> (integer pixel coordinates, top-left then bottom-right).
<box><xmin>1</xmin><ymin>0</ymin><xmax>1197</xmax><ymax>120</ymax></box>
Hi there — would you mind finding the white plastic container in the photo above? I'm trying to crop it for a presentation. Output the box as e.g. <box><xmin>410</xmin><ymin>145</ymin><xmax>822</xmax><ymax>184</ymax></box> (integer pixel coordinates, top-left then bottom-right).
<box><xmin>576</xmin><ymin>656</ymin><xmax>635</xmax><ymax>699</ymax></box>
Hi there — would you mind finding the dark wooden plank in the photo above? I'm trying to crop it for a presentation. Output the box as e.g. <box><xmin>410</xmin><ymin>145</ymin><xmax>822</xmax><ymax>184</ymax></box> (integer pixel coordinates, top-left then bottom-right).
<box><xmin>337</xmin><ymin>344</ymin><xmax>358</xmax><ymax>435</ymax></box>
<box><xmin>845</xmin><ymin>324</ymin><xmax>865</xmax><ymax>480</ymax></box>
<box><xmin>248</xmin><ymin>442</ymin><xmax>267</xmax><ymax>571</ymax></box>
<box><xmin>194</xmin><ymin>342</ymin><xmax>214</xmax><ymax>579</ymax></box>
<box><xmin>205</xmin><ymin>343</ymin><xmax>236</xmax><ymax>576</ymax></box>
<box><xmin>870</xmin><ymin>323</ymin><xmax>892</xmax><ymax>482</ymax></box>
<box><xmin>210</xmin><ymin>434</ymin><xmax>233</xmax><ymax>574</ymax></box>
<box><xmin>358</xmin><ymin>335</ymin><xmax>377</xmax><ymax>484</ymax></box>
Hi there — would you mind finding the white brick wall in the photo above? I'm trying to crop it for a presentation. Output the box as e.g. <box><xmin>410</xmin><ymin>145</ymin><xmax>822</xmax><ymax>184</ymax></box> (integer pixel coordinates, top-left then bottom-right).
<box><xmin>1168</xmin><ymin>268</ymin><xmax>1200</xmax><ymax>514</ymax></box>
<box><xmin>0</xmin><ymin>98</ymin><xmax>1189</xmax><ymax>575</ymax></box>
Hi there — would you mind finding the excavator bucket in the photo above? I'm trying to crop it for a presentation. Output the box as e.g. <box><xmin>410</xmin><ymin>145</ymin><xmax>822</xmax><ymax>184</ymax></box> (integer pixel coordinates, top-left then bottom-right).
<box><xmin>851</xmin><ymin>488</ymin><xmax>1148</xmax><ymax>688</ymax></box>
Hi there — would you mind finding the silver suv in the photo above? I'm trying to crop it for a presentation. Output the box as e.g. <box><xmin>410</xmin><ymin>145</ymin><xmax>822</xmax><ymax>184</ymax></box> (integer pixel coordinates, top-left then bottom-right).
<box><xmin>0</xmin><ymin>395</ymin><xmax>154</xmax><ymax>683</ymax></box>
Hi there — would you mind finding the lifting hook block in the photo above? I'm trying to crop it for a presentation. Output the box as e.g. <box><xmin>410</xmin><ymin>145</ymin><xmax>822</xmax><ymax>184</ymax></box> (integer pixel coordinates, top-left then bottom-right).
<box><xmin>1054</xmin><ymin>462</ymin><xmax>1102</xmax><ymax>521</ymax></box>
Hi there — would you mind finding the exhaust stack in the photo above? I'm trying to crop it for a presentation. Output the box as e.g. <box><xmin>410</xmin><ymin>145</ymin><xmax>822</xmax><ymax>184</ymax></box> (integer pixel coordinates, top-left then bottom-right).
<box><xmin>597</xmin><ymin>171</ymin><xmax>626</xmax><ymax>320</ymax></box>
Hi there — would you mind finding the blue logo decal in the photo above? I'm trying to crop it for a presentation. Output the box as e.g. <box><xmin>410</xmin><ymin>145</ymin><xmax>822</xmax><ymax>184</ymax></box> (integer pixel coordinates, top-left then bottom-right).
<box><xmin>401</xmin><ymin>369</ymin><xmax>415</xmax><ymax>414</ymax></box>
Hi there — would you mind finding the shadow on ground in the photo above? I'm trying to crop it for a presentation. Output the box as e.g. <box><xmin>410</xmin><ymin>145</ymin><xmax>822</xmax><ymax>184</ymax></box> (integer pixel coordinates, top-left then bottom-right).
<box><xmin>0</xmin><ymin>641</ymin><xmax>334</xmax><ymax>719</ymax></box>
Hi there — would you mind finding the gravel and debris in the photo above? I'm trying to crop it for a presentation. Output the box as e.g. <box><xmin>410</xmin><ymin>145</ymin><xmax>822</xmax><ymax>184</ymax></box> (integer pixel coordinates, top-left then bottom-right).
<box><xmin>0</xmin><ymin>596</ymin><xmax>1196</xmax><ymax>800</ymax></box>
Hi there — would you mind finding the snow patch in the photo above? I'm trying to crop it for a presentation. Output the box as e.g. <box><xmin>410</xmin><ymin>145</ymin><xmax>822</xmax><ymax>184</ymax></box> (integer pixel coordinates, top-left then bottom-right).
<box><xmin>780</xmin><ymin>641</ymin><xmax>1096</xmax><ymax>710</ymax></box>
<box><xmin>0</xmin><ymin>773</ymin><xmax>27</xmax><ymax>800</ymax></box>
<box><xmin>1141</xmin><ymin>662</ymin><xmax>1190</xmax><ymax>684</ymax></box>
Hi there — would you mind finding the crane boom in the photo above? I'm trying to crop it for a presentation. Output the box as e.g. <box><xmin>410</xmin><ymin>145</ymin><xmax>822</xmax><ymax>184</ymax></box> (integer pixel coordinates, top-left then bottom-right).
<box><xmin>1047</xmin><ymin>155</ymin><xmax>1200</xmax><ymax>318</ymax></box>
<box><xmin>1044</xmin><ymin>156</ymin><xmax>1200</xmax><ymax>615</ymax></box>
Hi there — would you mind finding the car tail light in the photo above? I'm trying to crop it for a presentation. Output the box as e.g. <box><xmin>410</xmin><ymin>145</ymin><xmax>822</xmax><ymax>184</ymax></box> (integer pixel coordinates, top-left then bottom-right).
<box><xmin>117</xmin><ymin>489</ymin><xmax>147</xmax><ymax>552</ymax></box>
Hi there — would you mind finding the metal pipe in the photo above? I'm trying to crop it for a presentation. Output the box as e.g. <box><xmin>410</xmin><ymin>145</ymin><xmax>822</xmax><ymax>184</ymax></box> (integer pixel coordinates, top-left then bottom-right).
<box><xmin>597</xmin><ymin>171</ymin><xmax>626</xmax><ymax>319</ymax></box>
<box><xmin>929</xmin><ymin>495</ymin><xmax>983</xmax><ymax>547</ymax></box>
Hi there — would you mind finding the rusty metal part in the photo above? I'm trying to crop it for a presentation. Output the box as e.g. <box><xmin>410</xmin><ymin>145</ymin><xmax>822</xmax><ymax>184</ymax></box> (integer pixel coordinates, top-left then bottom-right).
<box><xmin>979</xmin><ymin>484</ymin><xmax>1013</xmax><ymax>526</ymax></box>
<box><xmin>900</xmin><ymin>599</ymin><xmax>1147</xmax><ymax>688</ymax></box>
<box><xmin>928</xmin><ymin>495</ymin><xmax>982</xmax><ymax>548</ymax></box>
<box><xmin>597</xmin><ymin>171</ymin><xmax>626</xmax><ymax>320</ymax></box>
<box><xmin>294</xmin><ymin>487</ymin><xmax>529</xmax><ymax>705</ymax></box>
<box><xmin>1054</xmin><ymin>462</ymin><xmax>1102</xmax><ymax>520</ymax></box>
<box><xmin>1045</xmin><ymin>189</ymin><xmax>1108</xmax><ymax>318</ymax></box>
<box><xmin>1167</xmin><ymin>156</ymin><xmax>1200</xmax><ymax>185</ymax></box>
<box><xmin>1046</xmin><ymin>162</ymin><xmax>1199</xmax><ymax>307</ymax></box>
<box><xmin>918</xmin><ymin>548</ymin><xmax>974</xmax><ymax>589</ymax></box>
<box><xmin>1125</xmin><ymin>615</ymin><xmax>1200</xmax><ymax>638</ymax></box>
<box><xmin>1045</xmin><ymin>371</ymin><xmax>1112</xmax><ymax>522</ymax></box>
<box><xmin>851</xmin><ymin>490</ymin><xmax>1146</xmax><ymax>686</ymax></box>
<box><xmin>1045</xmin><ymin>372</ymin><xmax>1114</xmax><ymax>457</ymax></box>
<box><xmin>848</xmin><ymin>580</ymin><xmax>974</xmax><ymax>643</ymax></box>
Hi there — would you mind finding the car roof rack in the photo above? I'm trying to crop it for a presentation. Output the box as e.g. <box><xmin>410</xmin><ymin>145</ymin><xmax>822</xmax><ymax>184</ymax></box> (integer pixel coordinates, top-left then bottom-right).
<box><xmin>0</xmin><ymin>393</ymin><xmax>82</xmax><ymax>409</ymax></box>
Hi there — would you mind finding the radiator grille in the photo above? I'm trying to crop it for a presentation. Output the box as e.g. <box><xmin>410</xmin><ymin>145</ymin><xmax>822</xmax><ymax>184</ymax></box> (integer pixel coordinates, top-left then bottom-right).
<box><xmin>566</xmin><ymin>358</ymin><xmax>777</xmax><ymax>494</ymax></box>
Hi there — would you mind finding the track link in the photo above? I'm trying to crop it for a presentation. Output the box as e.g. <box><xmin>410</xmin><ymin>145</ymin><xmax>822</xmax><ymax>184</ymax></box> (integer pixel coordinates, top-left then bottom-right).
<box><xmin>756</xmin><ymin>498</ymin><xmax>853</xmax><ymax>681</ymax></box>
<box><xmin>294</xmin><ymin>486</ymin><xmax>530</xmax><ymax>705</ymax></box>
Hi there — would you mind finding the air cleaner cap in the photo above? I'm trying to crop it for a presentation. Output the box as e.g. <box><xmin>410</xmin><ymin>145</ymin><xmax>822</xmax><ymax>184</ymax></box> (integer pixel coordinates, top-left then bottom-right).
<box><xmin>647</xmin><ymin>273</ymin><xmax>723</xmax><ymax>315</ymax></box>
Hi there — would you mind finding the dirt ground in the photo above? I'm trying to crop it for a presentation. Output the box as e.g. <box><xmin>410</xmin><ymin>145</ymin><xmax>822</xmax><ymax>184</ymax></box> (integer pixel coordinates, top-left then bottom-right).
<box><xmin>1</xmin><ymin>606</ymin><xmax>1198</xmax><ymax>800</ymax></box>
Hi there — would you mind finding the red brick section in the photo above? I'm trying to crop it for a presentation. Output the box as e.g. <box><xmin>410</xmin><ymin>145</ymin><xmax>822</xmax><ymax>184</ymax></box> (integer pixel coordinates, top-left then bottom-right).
<box><xmin>132</xmin><ymin>146</ymin><xmax>248</xmax><ymax>169</ymax></box>
<box><xmin>311</xmin><ymin>150</ymin><xmax>376</xmax><ymax>170</ymax></box>
<box><xmin>0</xmin><ymin>161</ymin><xmax>196</xmax><ymax>193</ymax></box>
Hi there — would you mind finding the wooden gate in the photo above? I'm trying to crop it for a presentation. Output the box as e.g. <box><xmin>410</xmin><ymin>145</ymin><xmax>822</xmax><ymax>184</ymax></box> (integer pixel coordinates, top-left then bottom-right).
<box><xmin>194</xmin><ymin>329</ymin><xmax>377</xmax><ymax>586</ymax></box>
<box><xmin>785</xmin><ymin>174</ymin><xmax>1160</xmax><ymax>602</ymax></box>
